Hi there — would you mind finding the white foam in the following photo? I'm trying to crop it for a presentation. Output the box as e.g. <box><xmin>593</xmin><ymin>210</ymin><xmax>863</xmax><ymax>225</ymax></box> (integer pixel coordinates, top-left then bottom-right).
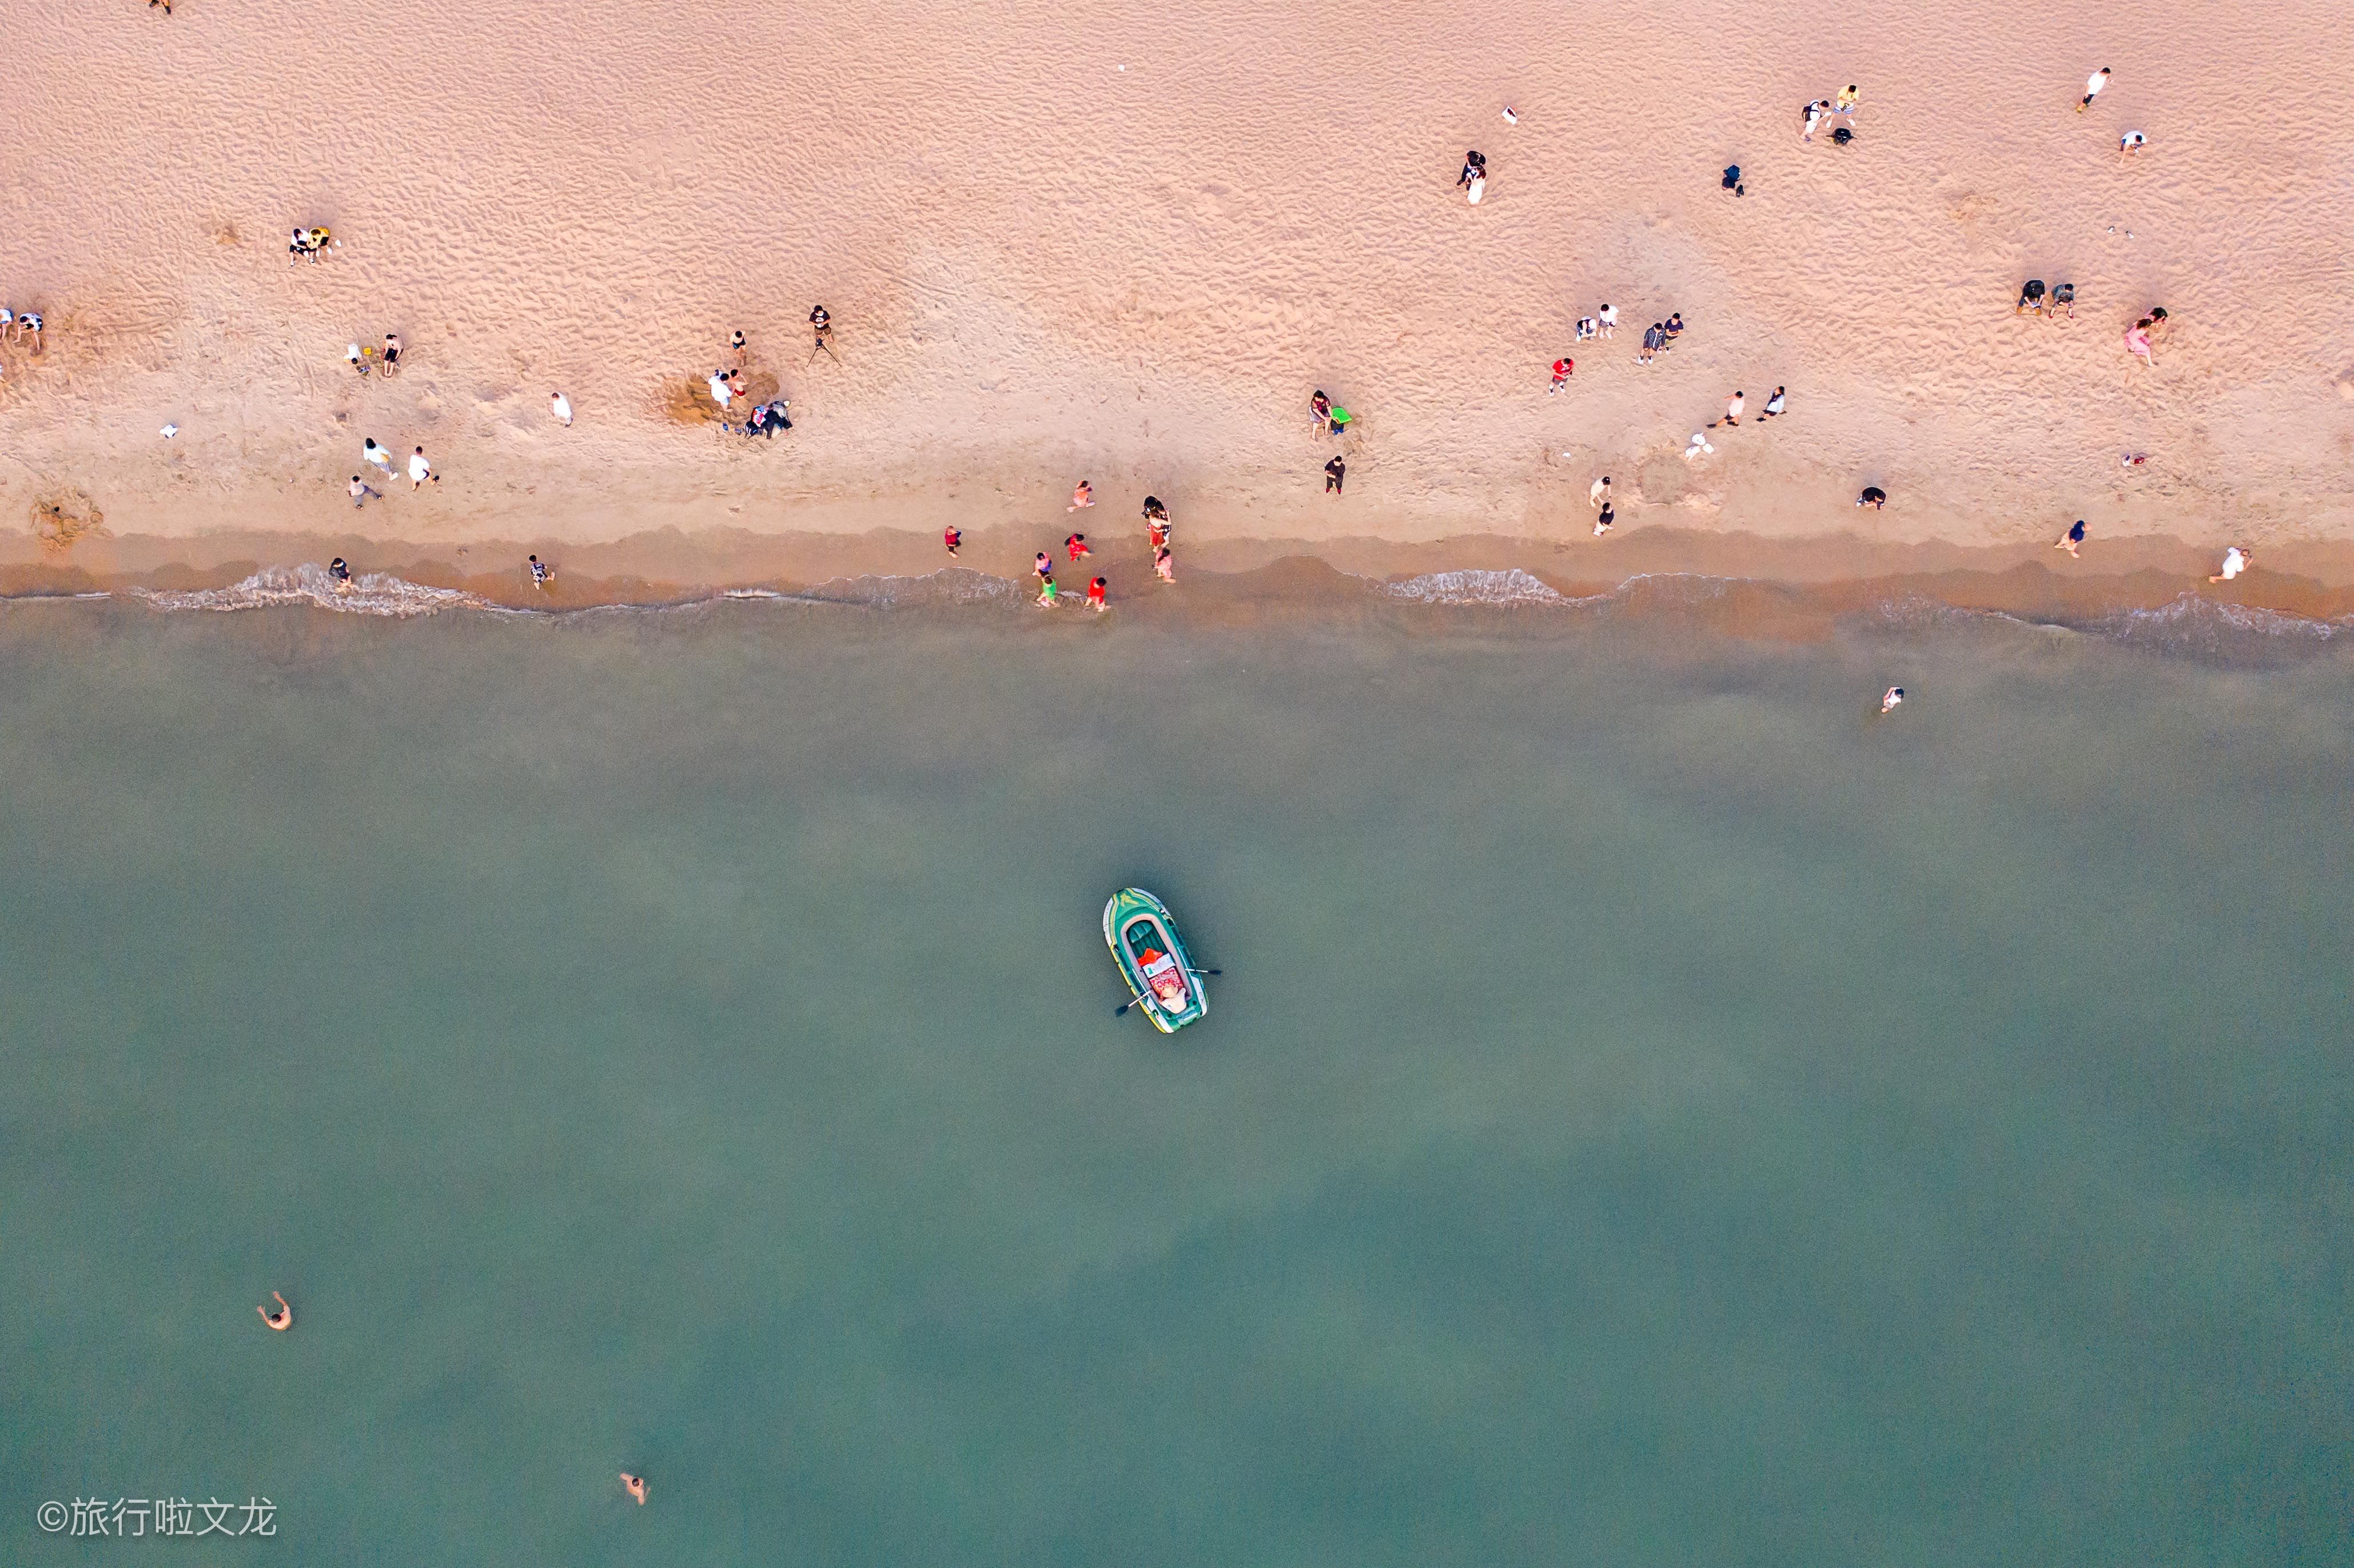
<box><xmin>1378</xmin><ymin>568</ymin><xmax>1571</xmax><ymax>607</ymax></box>
<box><xmin>132</xmin><ymin>564</ymin><xmax>488</xmax><ymax>618</ymax></box>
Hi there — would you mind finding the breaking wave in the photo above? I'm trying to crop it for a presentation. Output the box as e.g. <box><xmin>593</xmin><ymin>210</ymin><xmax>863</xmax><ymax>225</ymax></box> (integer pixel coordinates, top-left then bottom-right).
<box><xmin>130</xmin><ymin>564</ymin><xmax>490</xmax><ymax>618</ymax></box>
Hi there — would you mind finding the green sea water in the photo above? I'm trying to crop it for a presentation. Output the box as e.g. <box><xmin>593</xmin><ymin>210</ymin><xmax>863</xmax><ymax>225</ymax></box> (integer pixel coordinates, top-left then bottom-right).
<box><xmin>2</xmin><ymin>592</ymin><xmax>2349</xmax><ymax>1565</ymax></box>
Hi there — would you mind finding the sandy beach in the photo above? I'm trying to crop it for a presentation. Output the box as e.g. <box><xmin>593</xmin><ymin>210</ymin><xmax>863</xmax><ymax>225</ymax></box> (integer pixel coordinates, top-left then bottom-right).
<box><xmin>3</xmin><ymin>0</ymin><xmax>2352</xmax><ymax>603</ymax></box>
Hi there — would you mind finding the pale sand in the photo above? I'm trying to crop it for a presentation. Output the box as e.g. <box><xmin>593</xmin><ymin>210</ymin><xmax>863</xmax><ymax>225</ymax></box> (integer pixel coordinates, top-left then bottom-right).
<box><xmin>2</xmin><ymin>0</ymin><xmax>2351</xmax><ymax>591</ymax></box>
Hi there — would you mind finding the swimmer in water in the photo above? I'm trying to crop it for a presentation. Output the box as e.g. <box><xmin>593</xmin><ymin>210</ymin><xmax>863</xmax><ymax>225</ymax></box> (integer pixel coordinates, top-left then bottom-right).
<box><xmin>621</xmin><ymin>1473</ymin><xmax>648</xmax><ymax>1505</ymax></box>
<box><xmin>1879</xmin><ymin>687</ymin><xmax>1905</xmax><ymax>715</ymax></box>
<box><xmin>258</xmin><ymin>1291</ymin><xmax>292</xmax><ymax>1330</ymax></box>
<box><xmin>2055</xmin><ymin>520</ymin><xmax>2086</xmax><ymax>558</ymax></box>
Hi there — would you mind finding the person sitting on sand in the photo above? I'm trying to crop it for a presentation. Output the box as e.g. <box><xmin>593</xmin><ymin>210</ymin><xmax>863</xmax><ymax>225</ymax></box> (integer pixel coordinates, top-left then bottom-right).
<box><xmin>1589</xmin><ymin>475</ymin><xmax>1611</xmax><ymax>508</ymax></box>
<box><xmin>1575</xmin><ymin>316</ymin><xmax>1596</xmax><ymax>342</ymax></box>
<box><xmin>257</xmin><ymin>1291</ymin><xmax>293</xmax><ymax>1330</ymax></box>
<box><xmin>2049</xmin><ymin>282</ymin><xmax>2076</xmax><ymax>320</ymax></box>
<box><xmin>529</xmin><ymin>554</ymin><xmax>552</xmax><ymax>589</ymax></box>
<box><xmin>2209</xmin><ymin>546</ymin><xmax>2251</xmax><ymax>583</ymax></box>
<box><xmin>1155</xmin><ymin>544</ymin><xmax>1177</xmax><ymax>582</ymax></box>
<box><xmin>621</xmin><ymin>1474</ymin><xmax>648</xmax><ymax>1506</ymax></box>
<box><xmin>346</xmin><ymin>342</ymin><xmax>369</xmax><ymax>377</ymax></box>
<box><xmin>1760</xmin><ymin>386</ymin><xmax>1787</xmax><ymax>418</ymax></box>
<box><xmin>2016</xmin><ymin>279</ymin><xmax>2046</xmax><ymax>316</ymax></box>
<box><xmin>1034</xmin><ymin>552</ymin><xmax>1051</xmax><ymax>580</ymax></box>
<box><xmin>1456</xmin><ymin>150</ymin><xmax>1485</xmax><ymax>187</ymax></box>
<box><xmin>2056</xmin><ymin>519</ymin><xmax>2086</xmax><ymax>558</ymax></box>
<box><xmin>1721</xmin><ymin>165</ymin><xmax>1744</xmax><ymax>195</ymax></box>
<box><xmin>2145</xmin><ymin>305</ymin><xmax>2169</xmax><ymax>341</ymax></box>
<box><xmin>1068</xmin><ymin>480</ymin><xmax>1094</xmax><ymax>513</ymax></box>
<box><xmin>1037</xmin><ymin>576</ymin><xmax>1061</xmax><ymax>608</ymax></box>
<box><xmin>1310</xmin><ymin>390</ymin><xmax>1332</xmax><ymax>436</ymax></box>
<box><xmin>1857</xmin><ymin>486</ymin><xmax>1887</xmax><ymax>509</ymax></box>
<box><xmin>2124</xmin><ymin>318</ymin><xmax>2156</xmax><ymax>366</ymax></box>
<box><xmin>2120</xmin><ymin>130</ymin><xmax>2146</xmax><ymax>160</ymax></box>
<box><xmin>1594</xmin><ymin>500</ymin><xmax>1615</xmax><ymax>537</ymax></box>
<box><xmin>1087</xmin><ymin>576</ymin><xmax>1108</xmax><ymax>612</ymax></box>
<box><xmin>1066</xmin><ymin>532</ymin><xmax>1090</xmax><ymax>561</ymax></box>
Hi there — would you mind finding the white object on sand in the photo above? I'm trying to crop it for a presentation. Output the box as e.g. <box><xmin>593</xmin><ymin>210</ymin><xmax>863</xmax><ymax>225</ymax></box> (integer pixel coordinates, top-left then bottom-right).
<box><xmin>159</xmin><ymin>423</ymin><xmax>178</xmax><ymax>438</ymax></box>
<box><xmin>1684</xmin><ymin>432</ymin><xmax>1714</xmax><ymax>460</ymax></box>
<box><xmin>1500</xmin><ymin>107</ymin><xmax>1517</xmax><ymax>125</ymax></box>
<box><xmin>1467</xmin><ymin>177</ymin><xmax>1485</xmax><ymax>204</ymax></box>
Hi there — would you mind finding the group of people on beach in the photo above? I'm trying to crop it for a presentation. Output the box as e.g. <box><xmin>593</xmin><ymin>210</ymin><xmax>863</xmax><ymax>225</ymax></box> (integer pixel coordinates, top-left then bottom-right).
<box><xmin>341</xmin><ymin>331</ymin><xmax>402</xmax><ymax>377</ymax></box>
<box><xmin>286</xmin><ymin>226</ymin><xmax>337</xmax><ymax>264</ymax></box>
<box><xmin>704</xmin><ymin>327</ymin><xmax>798</xmax><ymax>438</ymax></box>
<box><xmin>0</xmin><ymin>305</ymin><xmax>45</xmax><ymax>381</ymax></box>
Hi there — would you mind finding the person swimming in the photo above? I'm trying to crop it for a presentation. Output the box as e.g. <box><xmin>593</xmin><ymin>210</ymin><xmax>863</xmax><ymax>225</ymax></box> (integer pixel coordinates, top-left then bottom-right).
<box><xmin>257</xmin><ymin>1291</ymin><xmax>292</xmax><ymax>1331</ymax></box>
<box><xmin>621</xmin><ymin>1473</ymin><xmax>648</xmax><ymax>1505</ymax></box>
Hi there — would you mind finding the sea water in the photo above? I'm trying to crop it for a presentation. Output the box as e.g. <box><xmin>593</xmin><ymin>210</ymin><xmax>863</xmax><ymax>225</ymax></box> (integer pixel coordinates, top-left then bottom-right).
<box><xmin>2</xmin><ymin>589</ymin><xmax>2348</xmax><ymax>1565</ymax></box>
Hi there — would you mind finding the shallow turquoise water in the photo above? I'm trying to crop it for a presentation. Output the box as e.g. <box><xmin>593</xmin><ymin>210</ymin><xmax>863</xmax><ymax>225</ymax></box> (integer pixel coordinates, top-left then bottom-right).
<box><xmin>2</xmin><ymin>599</ymin><xmax>2349</xmax><ymax>1564</ymax></box>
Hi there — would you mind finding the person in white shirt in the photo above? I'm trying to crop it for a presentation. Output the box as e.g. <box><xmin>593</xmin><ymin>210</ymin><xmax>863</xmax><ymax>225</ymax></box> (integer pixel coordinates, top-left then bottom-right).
<box><xmin>550</xmin><ymin>391</ymin><xmax>572</xmax><ymax>426</ymax></box>
<box><xmin>1596</xmin><ymin>304</ymin><xmax>1616</xmax><ymax>338</ymax></box>
<box><xmin>2119</xmin><ymin>130</ymin><xmax>2146</xmax><ymax>161</ymax></box>
<box><xmin>363</xmin><ymin>437</ymin><xmax>396</xmax><ymax>474</ymax></box>
<box><xmin>1588</xmin><ymin>475</ymin><xmax>1611</xmax><ymax>509</ymax></box>
<box><xmin>1760</xmin><ymin>386</ymin><xmax>1787</xmax><ymax>418</ymax></box>
<box><xmin>708</xmin><ymin>371</ymin><xmax>732</xmax><ymax>410</ymax></box>
<box><xmin>1713</xmin><ymin>390</ymin><xmax>1745</xmax><ymax>427</ymax></box>
<box><xmin>2078</xmin><ymin>67</ymin><xmax>2109</xmax><ymax>112</ymax></box>
<box><xmin>2209</xmin><ymin>546</ymin><xmax>2251</xmax><ymax>583</ymax></box>
<box><xmin>409</xmin><ymin>446</ymin><xmax>437</xmax><ymax>489</ymax></box>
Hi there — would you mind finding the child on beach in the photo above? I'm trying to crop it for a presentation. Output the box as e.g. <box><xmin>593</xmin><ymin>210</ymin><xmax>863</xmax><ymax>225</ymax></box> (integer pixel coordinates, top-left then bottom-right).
<box><xmin>1066</xmin><ymin>532</ymin><xmax>1090</xmax><ymax>561</ymax></box>
<box><xmin>2056</xmin><ymin>520</ymin><xmax>2086</xmax><ymax>557</ymax></box>
<box><xmin>1037</xmin><ymin>576</ymin><xmax>1061</xmax><ymax>608</ymax></box>
<box><xmin>529</xmin><ymin>554</ymin><xmax>552</xmax><ymax>589</ymax></box>
<box><xmin>2209</xmin><ymin>546</ymin><xmax>2251</xmax><ymax>582</ymax></box>
<box><xmin>1068</xmin><ymin>481</ymin><xmax>1094</xmax><ymax>512</ymax></box>
<box><xmin>1034</xmin><ymin>552</ymin><xmax>1053</xmax><ymax>580</ymax></box>
<box><xmin>944</xmin><ymin>525</ymin><xmax>961</xmax><ymax>557</ymax></box>
<box><xmin>2124</xmin><ymin>318</ymin><xmax>2156</xmax><ymax>367</ymax></box>
<box><xmin>349</xmin><ymin>476</ymin><xmax>380</xmax><ymax>509</ymax></box>
<box><xmin>1155</xmin><ymin>545</ymin><xmax>1176</xmax><ymax>582</ymax></box>
<box><xmin>346</xmin><ymin>343</ymin><xmax>369</xmax><ymax>377</ymax></box>
<box><xmin>1590</xmin><ymin>475</ymin><xmax>1611</xmax><ymax>509</ymax></box>
<box><xmin>1087</xmin><ymin>576</ymin><xmax>1108</xmax><ymax>612</ymax></box>
<box><xmin>1550</xmin><ymin>357</ymin><xmax>1573</xmax><ymax>393</ymax></box>
<box><xmin>1324</xmin><ymin>456</ymin><xmax>1345</xmax><ymax>496</ymax></box>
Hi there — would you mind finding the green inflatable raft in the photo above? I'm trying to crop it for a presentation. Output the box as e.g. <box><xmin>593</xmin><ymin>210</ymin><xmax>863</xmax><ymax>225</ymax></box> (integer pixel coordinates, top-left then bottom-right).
<box><xmin>1104</xmin><ymin>887</ymin><xmax>1208</xmax><ymax>1032</ymax></box>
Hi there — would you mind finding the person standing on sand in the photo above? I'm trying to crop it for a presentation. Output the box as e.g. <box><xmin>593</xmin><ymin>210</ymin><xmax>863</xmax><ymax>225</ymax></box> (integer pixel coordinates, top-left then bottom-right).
<box><xmin>1066</xmin><ymin>532</ymin><xmax>1090</xmax><ymax>562</ymax></box>
<box><xmin>2210</xmin><ymin>546</ymin><xmax>2251</xmax><ymax>582</ymax></box>
<box><xmin>1310</xmin><ymin>390</ymin><xmax>1333</xmax><ymax>436</ymax></box>
<box><xmin>2079</xmin><ymin>67</ymin><xmax>2110</xmax><ymax>112</ymax></box>
<box><xmin>409</xmin><ymin>445</ymin><xmax>438</xmax><ymax>489</ymax></box>
<box><xmin>1088</xmin><ymin>576</ymin><xmax>1108</xmax><ymax>612</ymax></box>
<box><xmin>529</xmin><ymin>554</ymin><xmax>552</xmax><ymax>589</ymax></box>
<box><xmin>349</xmin><ymin>475</ymin><xmax>381</xmax><ymax>509</ymax></box>
<box><xmin>1594</xmin><ymin>500</ymin><xmax>1615</xmax><ymax>537</ymax></box>
<box><xmin>2056</xmin><ymin>520</ymin><xmax>2086</xmax><ymax>557</ymax></box>
<box><xmin>1142</xmin><ymin>496</ymin><xmax>1170</xmax><ymax>549</ymax></box>
<box><xmin>1760</xmin><ymin>386</ymin><xmax>1787</xmax><ymax>418</ymax></box>
<box><xmin>1590</xmin><ymin>474</ymin><xmax>1611</xmax><ymax>509</ymax></box>
<box><xmin>943</xmin><ymin>525</ymin><xmax>961</xmax><ymax>557</ymax></box>
<box><xmin>364</xmin><ymin>437</ymin><xmax>396</xmax><ymax>477</ymax></box>
<box><xmin>1639</xmin><ymin>323</ymin><xmax>1662</xmax><ymax>366</ymax></box>
<box><xmin>1711</xmin><ymin>390</ymin><xmax>1744</xmax><ymax>427</ymax></box>
<box><xmin>2124</xmin><ymin>318</ymin><xmax>2156</xmax><ymax>368</ymax></box>
<box><xmin>1858</xmin><ymin>486</ymin><xmax>1887</xmax><ymax>509</ymax></box>
<box><xmin>1597</xmin><ymin>304</ymin><xmax>1617</xmax><ymax>338</ymax></box>
<box><xmin>1324</xmin><ymin>455</ymin><xmax>1345</xmax><ymax>496</ymax></box>
<box><xmin>708</xmin><ymin>369</ymin><xmax>733</xmax><ymax>412</ymax></box>
<box><xmin>380</xmin><ymin>332</ymin><xmax>401</xmax><ymax>376</ymax></box>
<box><xmin>550</xmin><ymin>392</ymin><xmax>572</xmax><ymax>426</ymax></box>
<box><xmin>1836</xmin><ymin>84</ymin><xmax>1859</xmax><ymax>119</ymax></box>
<box><xmin>1034</xmin><ymin>552</ymin><xmax>1052</xmax><ymax>580</ymax></box>
<box><xmin>808</xmin><ymin>305</ymin><xmax>834</xmax><ymax>362</ymax></box>
<box><xmin>1037</xmin><ymin>576</ymin><xmax>1061</xmax><ymax>609</ymax></box>
<box><xmin>1550</xmin><ymin>357</ymin><xmax>1573</xmax><ymax>393</ymax></box>
<box><xmin>1068</xmin><ymin>481</ymin><xmax>1094</xmax><ymax>513</ymax></box>
<box><xmin>728</xmin><ymin>329</ymin><xmax>747</xmax><ymax>370</ymax></box>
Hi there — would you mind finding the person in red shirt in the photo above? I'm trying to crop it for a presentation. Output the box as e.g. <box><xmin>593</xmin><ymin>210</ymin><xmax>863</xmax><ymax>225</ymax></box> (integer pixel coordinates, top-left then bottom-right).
<box><xmin>943</xmin><ymin>525</ymin><xmax>961</xmax><ymax>557</ymax></box>
<box><xmin>1550</xmin><ymin>357</ymin><xmax>1573</xmax><ymax>394</ymax></box>
<box><xmin>1066</xmin><ymin>532</ymin><xmax>1090</xmax><ymax>562</ymax></box>
<box><xmin>1087</xmin><ymin>576</ymin><xmax>1108</xmax><ymax>612</ymax></box>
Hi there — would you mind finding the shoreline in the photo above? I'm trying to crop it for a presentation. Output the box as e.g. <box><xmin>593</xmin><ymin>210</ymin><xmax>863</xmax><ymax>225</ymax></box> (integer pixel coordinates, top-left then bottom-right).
<box><xmin>10</xmin><ymin>525</ymin><xmax>2354</xmax><ymax>643</ymax></box>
